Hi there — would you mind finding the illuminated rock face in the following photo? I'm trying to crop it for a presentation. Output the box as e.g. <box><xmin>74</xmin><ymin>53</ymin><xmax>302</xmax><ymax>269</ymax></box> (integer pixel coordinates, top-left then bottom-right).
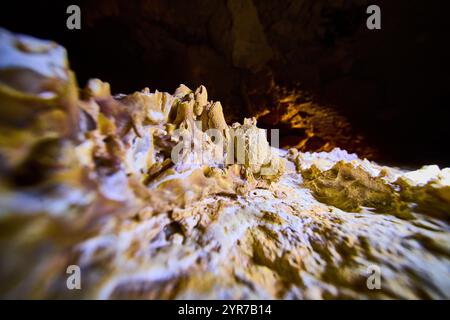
<box><xmin>1</xmin><ymin>28</ymin><xmax>450</xmax><ymax>299</ymax></box>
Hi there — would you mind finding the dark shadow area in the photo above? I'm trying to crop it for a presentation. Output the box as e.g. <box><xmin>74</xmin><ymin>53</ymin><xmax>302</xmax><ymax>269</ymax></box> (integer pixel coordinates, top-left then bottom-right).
<box><xmin>1</xmin><ymin>0</ymin><xmax>449</xmax><ymax>167</ymax></box>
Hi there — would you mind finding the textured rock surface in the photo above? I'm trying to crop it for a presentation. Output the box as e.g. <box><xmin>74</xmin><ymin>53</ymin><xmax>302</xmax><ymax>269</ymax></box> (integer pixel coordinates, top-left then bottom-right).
<box><xmin>1</xmin><ymin>29</ymin><xmax>450</xmax><ymax>299</ymax></box>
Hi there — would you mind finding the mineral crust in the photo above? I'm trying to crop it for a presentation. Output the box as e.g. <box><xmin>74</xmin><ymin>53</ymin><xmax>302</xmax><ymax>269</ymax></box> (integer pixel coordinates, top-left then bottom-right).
<box><xmin>0</xmin><ymin>28</ymin><xmax>449</xmax><ymax>299</ymax></box>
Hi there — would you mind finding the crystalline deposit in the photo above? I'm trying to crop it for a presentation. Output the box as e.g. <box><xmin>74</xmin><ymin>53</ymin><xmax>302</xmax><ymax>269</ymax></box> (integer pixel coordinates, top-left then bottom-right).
<box><xmin>0</xmin><ymin>28</ymin><xmax>449</xmax><ymax>299</ymax></box>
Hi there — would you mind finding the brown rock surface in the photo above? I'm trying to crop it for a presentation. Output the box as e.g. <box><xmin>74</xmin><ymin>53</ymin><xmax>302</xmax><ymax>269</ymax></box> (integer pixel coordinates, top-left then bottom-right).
<box><xmin>0</xmin><ymin>28</ymin><xmax>449</xmax><ymax>299</ymax></box>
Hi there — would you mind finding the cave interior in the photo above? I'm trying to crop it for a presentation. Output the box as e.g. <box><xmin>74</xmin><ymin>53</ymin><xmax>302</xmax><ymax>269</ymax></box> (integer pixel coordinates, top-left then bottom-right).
<box><xmin>1</xmin><ymin>0</ymin><xmax>449</xmax><ymax>167</ymax></box>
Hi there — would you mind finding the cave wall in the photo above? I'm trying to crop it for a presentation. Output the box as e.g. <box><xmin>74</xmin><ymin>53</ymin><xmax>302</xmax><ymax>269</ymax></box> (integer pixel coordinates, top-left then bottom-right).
<box><xmin>0</xmin><ymin>0</ymin><xmax>449</xmax><ymax>166</ymax></box>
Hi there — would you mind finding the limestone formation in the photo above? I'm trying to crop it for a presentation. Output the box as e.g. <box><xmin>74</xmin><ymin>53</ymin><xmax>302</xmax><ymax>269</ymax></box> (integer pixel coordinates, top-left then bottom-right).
<box><xmin>0</xmin><ymin>28</ymin><xmax>449</xmax><ymax>299</ymax></box>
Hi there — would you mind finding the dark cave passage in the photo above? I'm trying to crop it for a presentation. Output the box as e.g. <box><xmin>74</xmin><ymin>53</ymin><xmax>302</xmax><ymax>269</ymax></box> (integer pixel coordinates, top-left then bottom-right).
<box><xmin>1</xmin><ymin>0</ymin><xmax>449</xmax><ymax>167</ymax></box>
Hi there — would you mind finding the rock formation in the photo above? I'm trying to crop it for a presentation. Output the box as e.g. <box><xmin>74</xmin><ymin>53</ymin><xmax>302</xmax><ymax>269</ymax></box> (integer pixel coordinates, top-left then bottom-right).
<box><xmin>0</xmin><ymin>28</ymin><xmax>449</xmax><ymax>299</ymax></box>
